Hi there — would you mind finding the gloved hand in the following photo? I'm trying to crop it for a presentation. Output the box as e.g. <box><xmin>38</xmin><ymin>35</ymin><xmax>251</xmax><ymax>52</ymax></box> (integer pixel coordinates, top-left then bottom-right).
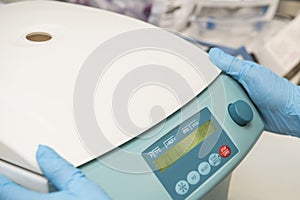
<box><xmin>0</xmin><ymin>145</ymin><xmax>111</xmax><ymax>200</ymax></box>
<box><xmin>209</xmin><ymin>48</ymin><xmax>300</xmax><ymax>137</ymax></box>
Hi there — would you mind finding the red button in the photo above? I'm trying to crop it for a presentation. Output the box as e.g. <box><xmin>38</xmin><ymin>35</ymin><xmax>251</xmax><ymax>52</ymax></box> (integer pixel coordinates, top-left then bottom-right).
<box><xmin>219</xmin><ymin>145</ymin><xmax>231</xmax><ymax>158</ymax></box>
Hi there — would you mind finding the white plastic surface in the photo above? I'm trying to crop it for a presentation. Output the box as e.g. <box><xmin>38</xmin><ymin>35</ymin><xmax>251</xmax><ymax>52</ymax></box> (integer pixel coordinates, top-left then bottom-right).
<box><xmin>229</xmin><ymin>132</ymin><xmax>300</xmax><ymax>200</ymax></box>
<box><xmin>0</xmin><ymin>160</ymin><xmax>48</xmax><ymax>192</ymax></box>
<box><xmin>0</xmin><ymin>1</ymin><xmax>220</xmax><ymax>174</ymax></box>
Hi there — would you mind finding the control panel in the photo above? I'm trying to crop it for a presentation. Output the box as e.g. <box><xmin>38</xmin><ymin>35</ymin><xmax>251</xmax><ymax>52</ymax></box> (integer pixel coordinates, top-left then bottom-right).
<box><xmin>142</xmin><ymin>108</ymin><xmax>239</xmax><ymax>199</ymax></box>
<box><xmin>79</xmin><ymin>74</ymin><xmax>264</xmax><ymax>200</ymax></box>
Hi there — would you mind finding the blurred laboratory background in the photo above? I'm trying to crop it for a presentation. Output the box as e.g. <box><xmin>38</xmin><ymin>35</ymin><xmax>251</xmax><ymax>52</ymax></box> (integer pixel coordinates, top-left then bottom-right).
<box><xmin>1</xmin><ymin>0</ymin><xmax>300</xmax><ymax>199</ymax></box>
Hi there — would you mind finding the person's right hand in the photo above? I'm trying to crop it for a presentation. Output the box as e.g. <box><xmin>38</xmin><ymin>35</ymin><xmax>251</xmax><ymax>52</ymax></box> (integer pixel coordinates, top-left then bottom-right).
<box><xmin>209</xmin><ymin>48</ymin><xmax>300</xmax><ymax>137</ymax></box>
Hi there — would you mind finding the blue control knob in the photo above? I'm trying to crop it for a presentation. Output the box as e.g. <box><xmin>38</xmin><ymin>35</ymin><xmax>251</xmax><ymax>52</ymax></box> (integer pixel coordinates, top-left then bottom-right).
<box><xmin>228</xmin><ymin>100</ymin><xmax>253</xmax><ymax>126</ymax></box>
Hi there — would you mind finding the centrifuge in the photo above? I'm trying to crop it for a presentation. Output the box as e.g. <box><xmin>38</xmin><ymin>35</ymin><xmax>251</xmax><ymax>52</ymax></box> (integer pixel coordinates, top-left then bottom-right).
<box><xmin>0</xmin><ymin>1</ymin><xmax>264</xmax><ymax>200</ymax></box>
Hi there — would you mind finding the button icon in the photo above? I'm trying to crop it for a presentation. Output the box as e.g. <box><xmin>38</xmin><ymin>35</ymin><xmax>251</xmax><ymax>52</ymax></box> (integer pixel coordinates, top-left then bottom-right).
<box><xmin>198</xmin><ymin>162</ymin><xmax>211</xmax><ymax>175</ymax></box>
<box><xmin>209</xmin><ymin>153</ymin><xmax>221</xmax><ymax>167</ymax></box>
<box><xmin>175</xmin><ymin>180</ymin><xmax>189</xmax><ymax>195</ymax></box>
<box><xmin>219</xmin><ymin>145</ymin><xmax>231</xmax><ymax>158</ymax></box>
<box><xmin>187</xmin><ymin>171</ymin><xmax>200</xmax><ymax>185</ymax></box>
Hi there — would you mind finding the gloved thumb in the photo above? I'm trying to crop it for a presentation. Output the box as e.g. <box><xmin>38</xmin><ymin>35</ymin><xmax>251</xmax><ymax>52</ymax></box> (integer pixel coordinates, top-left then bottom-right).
<box><xmin>36</xmin><ymin>145</ymin><xmax>86</xmax><ymax>191</ymax></box>
<box><xmin>208</xmin><ymin>47</ymin><xmax>255</xmax><ymax>81</ymax></box>
<box><xmin>208</xmin><ymin>47</ymin><xmax>292</xmax><ymax>107</ymax></box>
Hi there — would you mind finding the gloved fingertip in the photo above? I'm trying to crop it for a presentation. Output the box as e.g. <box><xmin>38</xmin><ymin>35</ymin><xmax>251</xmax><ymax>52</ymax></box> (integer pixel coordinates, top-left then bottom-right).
<box><xmin>36</xmin><ymin>145</ymin><xmax>84</xmax><ymax>190</ymax></box>
<box><xmin>209</xmin><ymin>47</ymin><xmax>224</xmax><ymax>56</ymax></box>
<box><xmin>36</xmin><ymin>145</ymin><xmax>64</xmax><ymax>170</ymax></box>
<box><xmin>208</xmin><ymin>47</ymin><xmax>231</xmax><ymax>71</ymax></box>
<box><xmin>37</xmin><ymin>145</ymin><xmax>57</xmax><ymax>160</ymax></box>
<box><xmin>37</xmin><ymin>144</ymin><xmax>49</xmax><ymax>154</ymax></box>
<box><xmin>209</xmin><ymin>48</ymin><xmax>223</xmax><ymax>62</ymax></box>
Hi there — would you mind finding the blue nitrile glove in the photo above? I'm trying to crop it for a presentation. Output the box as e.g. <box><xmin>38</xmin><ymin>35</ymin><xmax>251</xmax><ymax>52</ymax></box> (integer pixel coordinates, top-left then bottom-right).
<box><xmin>0</xmin><ymin>145</ymin><xmax>111</xmax><ymax>200</ymax></box>
<box><xmin>209</xmin><ymin>48</ymin><xmax>300</xmax><ymax>137</ymax></box>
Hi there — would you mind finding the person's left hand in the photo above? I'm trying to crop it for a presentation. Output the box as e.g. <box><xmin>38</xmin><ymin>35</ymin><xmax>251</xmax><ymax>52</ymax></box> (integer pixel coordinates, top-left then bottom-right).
<box><xmin>0</xmin><ymin>145</ymin><xmax>111</xmax><ymax>200</ymax></box>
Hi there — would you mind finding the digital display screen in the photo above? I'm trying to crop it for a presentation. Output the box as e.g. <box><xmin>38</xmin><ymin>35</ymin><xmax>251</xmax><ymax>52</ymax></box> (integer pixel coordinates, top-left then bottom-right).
<box><xmin>154</xmin><ymin>120</ymin><xmax>216</xmax><ymax>172</ymax></box>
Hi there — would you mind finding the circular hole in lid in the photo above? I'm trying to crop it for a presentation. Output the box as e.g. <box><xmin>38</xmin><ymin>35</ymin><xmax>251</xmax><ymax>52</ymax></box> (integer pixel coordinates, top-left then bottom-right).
<box><xmin>26</xmin><ymin>32</ymin><xmax>52</xmax><ymax>42</ymax></box>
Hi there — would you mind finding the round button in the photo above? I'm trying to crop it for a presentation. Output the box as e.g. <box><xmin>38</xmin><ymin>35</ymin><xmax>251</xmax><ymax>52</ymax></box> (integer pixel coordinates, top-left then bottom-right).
<box><xmin>187</xmin><ymin>171</ymin><xmax>200</xmax><ymax>185</ymax></box>
<box><xmin>209</xmin><ymin>153</ymin><xmax>221</xmax><ymax>167</ymax></box>
<box><xmin>219</xmin><ymin>145</ymin><xmax>231</xmax><ymax>158</ymax></box>
<box><xmin>175</xmin><ymin>180</ymin><xmax>189</xmax><ymax>195</ymax></box>
<box><xmin>228</xmin><ymin>100</ymin><xmax>253</xmax><ymax>126</ymax></box>
<box><xmin>198</xmin><ymin>162</ymin><xmax>211</xmax><ymax>175</ymax></box>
